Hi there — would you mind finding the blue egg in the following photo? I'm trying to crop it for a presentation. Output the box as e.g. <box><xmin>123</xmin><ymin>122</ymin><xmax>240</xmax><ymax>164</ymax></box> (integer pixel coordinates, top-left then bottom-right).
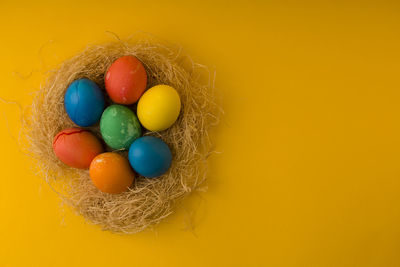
<box><xmin>64</xmin><ymin>78</ymin><xmax>105</xmax><ymax>127</ymax></box>
<box><xmin>128</xmin><ymin>136</ymin><xmax>172</xmax><ymax>178</ymax></box>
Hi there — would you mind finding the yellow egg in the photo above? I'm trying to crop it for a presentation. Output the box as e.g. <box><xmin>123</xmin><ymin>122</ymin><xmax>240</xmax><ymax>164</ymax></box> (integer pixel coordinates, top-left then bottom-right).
<box><xmin>137</xmin><ymin>85</ymin><xmax>181</xmax><ymax>131</ymax></box>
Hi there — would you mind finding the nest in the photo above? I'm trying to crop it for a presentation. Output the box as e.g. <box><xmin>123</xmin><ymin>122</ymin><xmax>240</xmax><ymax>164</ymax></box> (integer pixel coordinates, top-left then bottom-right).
<box><xmin>24</xmin><ymin>36</ymin><xmax>218</xmax><ymax>233</ymax></box>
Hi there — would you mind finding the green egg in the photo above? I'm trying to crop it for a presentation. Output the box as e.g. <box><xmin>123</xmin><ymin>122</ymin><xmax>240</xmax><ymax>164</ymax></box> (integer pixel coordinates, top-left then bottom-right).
<box><xmin>100</xmin><ymin>105</ymin><xmax>142</xmax><ymax>150</ymax></box>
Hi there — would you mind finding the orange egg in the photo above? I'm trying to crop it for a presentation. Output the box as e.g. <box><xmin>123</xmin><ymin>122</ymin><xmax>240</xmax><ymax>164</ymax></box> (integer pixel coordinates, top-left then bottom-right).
<box><xmin>89</xmin><ymin>152</ymin><xmax>135</xmax><ymax>194</ymax></box>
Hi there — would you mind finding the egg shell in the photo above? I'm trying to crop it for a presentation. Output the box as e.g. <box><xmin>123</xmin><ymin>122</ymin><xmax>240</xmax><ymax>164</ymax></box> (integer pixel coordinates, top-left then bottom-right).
<box><xmin>137</xmin><ymin>85</ymin><xmax>181</xmax><ymax>132</ymax></box>
<box><xmin>64</xmin><ymin>78</ymin><xmax>105</xmax><ymax>127</ymax></box>
<box><xmin>100</xmin><ymin>105</ymin><xmax>142</xmax><ymax>150</ymax></box>
<box><xmin>128</xmin><ymin>136</ymin><xmax>172</xmax><ymax>178</ymax></box>
<box><xmin>89</xmin><ymin>152</ymin><xmax>135</xmax><ymax>194</ymax></box>
<box><xmin>105</xmin><ymin>55</ymin><xmax>147</xmax><ymax>104</ymax></box>
<box><xmin>53</xmin><ymin>128</ymin><xmax>104</xmax><ymax>169</ymax></box>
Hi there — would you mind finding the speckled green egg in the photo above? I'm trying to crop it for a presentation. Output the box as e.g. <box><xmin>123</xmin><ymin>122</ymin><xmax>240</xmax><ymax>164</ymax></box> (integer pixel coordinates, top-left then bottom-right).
<box><xmin>100</xmin><ymin>105</ymin><xmax>142</xmax><ymax>150</ymax></box>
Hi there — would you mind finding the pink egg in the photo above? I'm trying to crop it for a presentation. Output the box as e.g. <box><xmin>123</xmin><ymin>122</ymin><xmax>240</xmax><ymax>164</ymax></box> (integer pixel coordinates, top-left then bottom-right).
<box><xmin>53</xmin><ymin>128</ymin><xmax>104</xmax><ymax>169</ymax></box>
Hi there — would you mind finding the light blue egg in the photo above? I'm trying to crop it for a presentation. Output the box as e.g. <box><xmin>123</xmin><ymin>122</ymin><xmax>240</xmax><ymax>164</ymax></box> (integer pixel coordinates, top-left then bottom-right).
<box><xmin>64</xmin><ymin>78</ymin><xmax>105</xmax><ymax>127</ymax></box>
<box><xmin>128</xmin><ymin>136</ymin><xmax>172</xmax><ymax>178</ymax></box>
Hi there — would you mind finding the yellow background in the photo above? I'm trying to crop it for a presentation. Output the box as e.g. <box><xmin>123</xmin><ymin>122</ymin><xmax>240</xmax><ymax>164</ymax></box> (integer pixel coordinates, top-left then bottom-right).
<box><xmin>1</xmin><ymin>0</ymin><xmax>400</xmax><ymax>266</ymax></box>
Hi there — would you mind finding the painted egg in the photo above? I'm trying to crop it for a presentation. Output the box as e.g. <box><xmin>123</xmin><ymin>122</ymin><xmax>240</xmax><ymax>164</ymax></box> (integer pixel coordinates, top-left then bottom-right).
<box><xmin>128</xmin><ymin>136</ymin><xmax>172</xmax><ymax>178</ymax></box>
<box><xmin>137</xmin><ymin>85</ymin><xmax>181</xmax><ymax>132</ymax></box>
<box><xmin>100</xmin><ymin>105</ymin><xmax>142</xmax><ymax>150</ymax></box>
<box><xmin>105</xmin><ymin>55</ymin><xmax>147</xmax><ymax>104</ymax></box>
<box><xmin>64</xmin><ymin>78</ymin><xmax>105</xmax><ymax>127</ymax></box>
<box><xmin>89</xmin><ymin>152</ymin><xmax>135</xmax><ymax>194</ymax></box>
<box><xmin>53</xmin><ymin>128</ymin><xmax>104</xmax><ymax>169</ymax></box>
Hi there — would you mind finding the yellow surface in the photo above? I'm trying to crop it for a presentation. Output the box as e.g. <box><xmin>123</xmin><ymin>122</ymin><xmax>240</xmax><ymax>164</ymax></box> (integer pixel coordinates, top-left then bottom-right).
<box><xmin>1</xmin><ymin>0</ymin><xmax>400</xmax><ymax>266</ymax></box>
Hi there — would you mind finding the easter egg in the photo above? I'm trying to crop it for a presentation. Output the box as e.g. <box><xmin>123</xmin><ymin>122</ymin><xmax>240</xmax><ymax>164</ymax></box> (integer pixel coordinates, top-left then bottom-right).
<box><xmin>104</xmin><ymin>55</ymin><xmax>147</xmax><ymax>104</ymax></box>
<box><xmin>100</xmin><ymin>105</ymin><xmax>142</xmax><ymax>150</ymax></box>
<box><xmin>128</xmin><ymin>136</ymin><xmax>172</xmax><ymax>178</ymax></box>
<box><xmin>53</xmin><ymin>128</ymin><xmax>104</xmax><ymax>169</ymax></box>
<box><xmin>89</xmin><ymin>152</ymin><xmax>135</xmax><ymax>194</ymax></box>
<box><xmin>137</xmin><ymin>85</ymin><xmax>181</xmax><ymax>132</ymax></box>
<box><xmin>64</xmin><ymin>78</ymin><xmax>105</xmax><ymax>127</ymax></box>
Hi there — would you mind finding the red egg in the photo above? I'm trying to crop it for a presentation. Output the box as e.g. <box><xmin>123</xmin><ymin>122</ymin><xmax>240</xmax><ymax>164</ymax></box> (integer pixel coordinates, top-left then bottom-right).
<box><xmin>53</xmin><ymin>128</ymin><xmax>104</xmax><ymax>169</ymax></box>
<box><xmin>105</xmin><ymin>55</ymin><xmax>147</xmax><ymax>104</ymax></box>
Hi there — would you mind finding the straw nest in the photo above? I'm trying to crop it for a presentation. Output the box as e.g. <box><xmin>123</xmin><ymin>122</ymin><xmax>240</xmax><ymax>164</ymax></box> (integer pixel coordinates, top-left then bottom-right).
<box><xmin>24</xmin><ymin>36</ymin><xmax>218</xmax><ymax>233</ymax></box>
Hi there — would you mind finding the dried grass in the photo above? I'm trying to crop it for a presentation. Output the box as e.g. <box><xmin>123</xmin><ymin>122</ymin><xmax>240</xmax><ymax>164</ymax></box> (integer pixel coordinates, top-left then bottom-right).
<box><xmin>24</xmin><ymin>35</ymin><xmax>219</xmax><ymax>233</ymax></box>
